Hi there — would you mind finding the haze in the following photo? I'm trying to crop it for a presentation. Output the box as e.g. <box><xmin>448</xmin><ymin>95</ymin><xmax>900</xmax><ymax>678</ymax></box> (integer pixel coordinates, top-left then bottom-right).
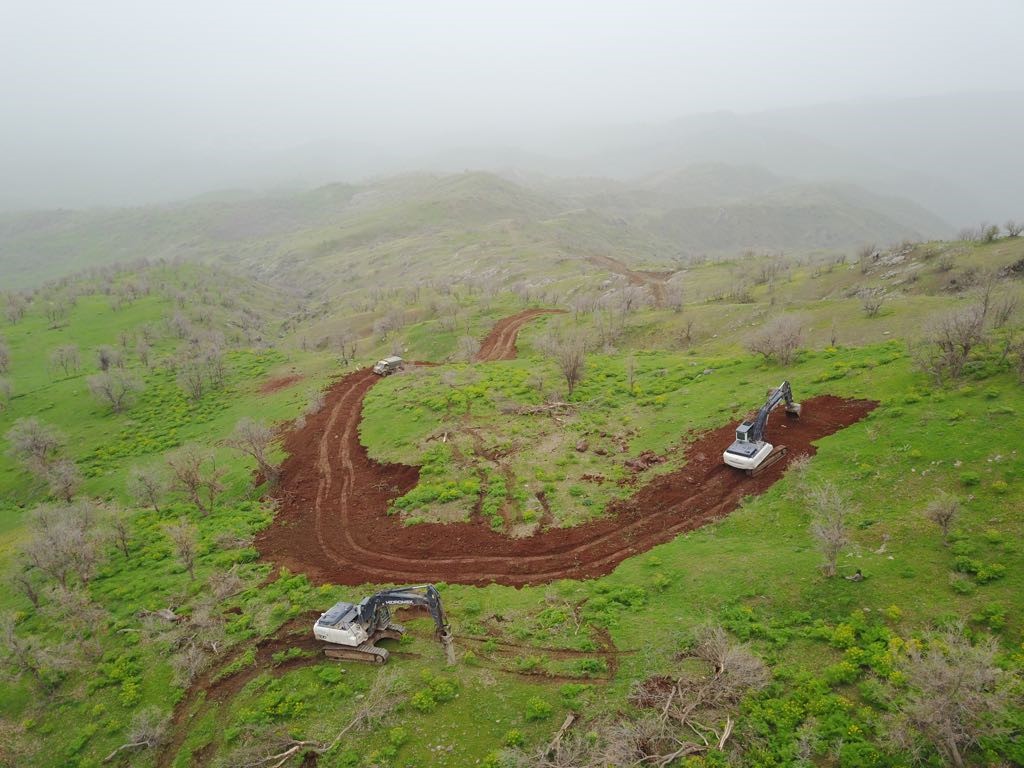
<box><xmin>2</xmin><ymin>0</ymin><xmax>1023</xmax><ymax>219</ymax></box>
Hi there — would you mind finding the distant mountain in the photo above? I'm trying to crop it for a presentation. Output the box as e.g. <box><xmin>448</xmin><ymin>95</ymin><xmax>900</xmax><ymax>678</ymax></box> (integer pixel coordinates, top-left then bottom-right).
<box><xmin>0</xmin><ymin>166</ymin><xmax>949</xmax><ymax>290</ymax></box>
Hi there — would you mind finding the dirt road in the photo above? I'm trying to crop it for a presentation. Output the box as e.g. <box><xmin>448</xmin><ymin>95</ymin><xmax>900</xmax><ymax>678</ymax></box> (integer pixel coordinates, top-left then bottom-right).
<box><xmin>256</xmin><ymin>367</ymin><xmax>875</xmax><ymax>587</ymax></box>
<box><xmin>473</xmin><ymin>307</ymin><xmax>564</xmax><ymax>361</ymax></box>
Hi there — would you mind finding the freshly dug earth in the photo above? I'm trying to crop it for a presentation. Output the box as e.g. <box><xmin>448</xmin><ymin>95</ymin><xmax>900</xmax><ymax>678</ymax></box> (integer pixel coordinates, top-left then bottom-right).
<box><xmin>473</xmin><ymin>307</ymin><xmax>563</xmax><ymax>361</ymax></box>
<box><xmin>257</xmin><ymin>368</ymin><xmax>876</xmax><ymax>587</ymax></box>
<box><xmin>259</xmin><ymin>373</ymin><xmax>303</xmax><ymax>394</ymax></box>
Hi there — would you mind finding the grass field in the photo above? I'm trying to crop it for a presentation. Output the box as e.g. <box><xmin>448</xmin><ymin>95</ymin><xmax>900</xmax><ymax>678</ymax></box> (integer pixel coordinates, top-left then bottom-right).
<box><xmin>0</xmin><ymin>238</ymin><xmax>1022</xmax><ymax>767</ymax></box>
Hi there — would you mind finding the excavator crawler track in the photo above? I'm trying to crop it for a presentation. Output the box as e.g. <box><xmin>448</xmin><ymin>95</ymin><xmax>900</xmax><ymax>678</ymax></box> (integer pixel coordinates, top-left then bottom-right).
<box><xmin>322</xmin><ymin>626</ymin><xmax>405</xmax><ymax>665</ymax></box>
<box><xmin>746</xmin><ymin>445</ymin><xmax>788</xmax><ymax>477</ymax></box>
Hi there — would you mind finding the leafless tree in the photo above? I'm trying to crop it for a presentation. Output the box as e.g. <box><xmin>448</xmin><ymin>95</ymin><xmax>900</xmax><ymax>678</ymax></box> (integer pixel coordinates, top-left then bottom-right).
<box><xmin>457</xmin><ymin>335</ymin><xmax>481</xmax><ymax>362</ymax></box>
<box><xmin>807</xmin><ymin>482</ymin><xmax>853</xmax><ymax>577</ymax></box>
<box><xmin>176</xmin><ymin>359</ymin><xmax>206</xmax><ymax>400</ymax></box>
<box><xmin>94</xmin><ymin>345</ymin><xmax>123</xmax><ymax>371</ymax></box>
<box><xmin>164</xmin><ymin>518</ymin><xmax>198</xmax><ymax>580</ymax></box>
<box><xmin>0</xmin><ymin>612</ymin><xmax>74</xmax><ymax>690</ymax></box>
<box><xmin>46</xmin><ymin>458</ymin><xmax>81</xmax><ymax>502</ymax></box>
<box><xmin>335</xmin><ymin>329</ymin><xmax>358</xmax><ymax>364</ymax></box>
<box><xmin>923</xmin><ymin>493</ymin><xmax>959</xmax><ymax>545</ymax></box>
<box><xmin>87</xmin><ymin>370</ymin><xmax>143</xmax><ymax>413</ymax></box>
<box><xmin>990</xmin><ymin>293</ymin><xmax>1018</xmax><ymax>328</ymax></box>
<box><xmin>4</xmin><ymin>293</ymin><xmax>28</xmax><ymax>324</ymax></box>
<box><xmin>209</xmin><ymin>567</ymin><xmax>244</xmax><ymax>601</ymax></box>
<box><xmin>539</xmin><ymin>326</ymin><xmax>589</xmax><ymax>397</ymax></box>
<box><xmin>508</xmin><ymin>625</ymin><xmax>766</xmax><ymax>768</ymax></box>
<box><xmin>108</xmin><ymin>507</ymin><xmax>133</xmax><ymax>558</ymax></box>
<box><xmin>1006</xmin><ymin>219</ymin><xmax>1023</xmax><ymax>238</ymax></box>
<box><xmin>910</xmin><ymin>305</ymin><xmax>987</xmax><ymax>384</ymax></box>
<box><xmin>49</xmin><ymin>344</ymin><xmax>80</xmax><ymax>377</ymax></box>
<box><xmin>166</xmin><ymin>445</ymin><xmax>225</xmax><ymax>516</ymax></box>
<box><xmin>664</xmin><ymin>281</ymin><xmax>684</xmax><ymax>312</ymax></box>
<box><xmin>860</xmin><ymin>289</ymin><xmax>885</xmax><ymax>317</ymax></box>
<box><xmin>9</xmin><ymin>562</ymin><xmax>43</xmax><ymax>609</ymax></box>
<box><xmin>102</xmin><ymin>706</ymin><xmax>169</xmax><ymax>763</ymax></box>
<box><xmin>4</xmin><ymin>417</ymin><xmax>65</xmax><ymax>476</ymax></box>
<box><xmin>23</xmin><ymin>502</ymin><xmax>105</xmax><ymax>588</ymax></box>
<box><xmin>227</xmin><ymin>418</ymin><xmax>280</xmax><ymax>486</ymax></box>
<box><xmin>127</xmin><ymin>465</ymin><xmax>167</xmax><ymax>513</ymax></box>
<box><xmin>886</xmin><ymin>626</ymin><xmax>1008</xmax><ymax>768</ymax></box>
<box><xmin>136</xmin><ymin>338</ymin><xmax>152</xmax><ymax>368</ymax></box>
<box><xmin>747</xmin><ymin>314</ymin><xmax>804</xmax><ymax>366</ymax></box>
<box><xmin>0</xmin><ymin>337</ymin><xmax>10</xmax><ymax>374</ymax></box>
<box><xmin>44</xmin><ymin>300</ymin><xmax>68</xmax><ymax>327</ymax></box>
<box><xmin>0</xmin><ymin>377</ymin><xmax>12</xmax><ymax>411</ymax></box>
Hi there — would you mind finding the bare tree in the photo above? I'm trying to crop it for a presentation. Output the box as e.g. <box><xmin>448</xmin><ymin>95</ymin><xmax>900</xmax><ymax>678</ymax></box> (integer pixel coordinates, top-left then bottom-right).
<box><xmin>990</xmin><ymin>293</ymin><xmax>1018</xmax><ymax>329</ymax></box>
<box><xmin>0</xmin><ymin>337</ymin><xmax>9</xmax><ymax>374</ymax></box>
<box><xmin>109</xmin><ymin>507</ymin><xmax>133</xmax><ymax>558</ymax></box>
<box><xmin>166</xmin><ymin>445</ymin><xmax>225</xmax><ymax>516</ymax></box>
<box><xmin>456</xmin><ymin>335</ymin><xmax>481</xmax><ymax>362</ymax></box>
<box><xmin>1006</xmin><ymin>219</ymin><xmax>1023</xmax><ymax>238</ymax></box>
<box><xmin>46</xmin><ymin>458</ymin><xmax>81</xmax><ymax>502</ymax></box>
<box><xmin>539</xmin><ymin>326</ymin><xmax>589</xmax><ymax>397</ymax></box>
<box><xmin>102</xmin><ymin>706</ymin><xmax>169</xmax><ymax>764</ymax></box>
<box><xmin>0</xmin><ymin>377</ymin><xmax>12</xmax><ymax>412</ymax></box>
<box><xmin>4</xmin><ymin>417</ymin><xmax>65</xmax><ymax>476</ymax></box>
<box><xmin>87</xmin><ymin>370</ymin><xmax>143</xmax><ymax>413</ymax></box>
<box><xmin>164</xmin><ymin>519</ymin><xmax>198</xmax><ymax>580</ymax></box>
<box><xmin>747</xmin><ymin>314</ymin><xmax>804</xmax><ymax>366</ymax></box>
<box><xmin>886</xmin><ymin>626</ymin><xmax>1007</xmax><ymax>768</ymax></box>
<box><xmin>910</xmin><ymin>305</ymin><xmax>987</xmax><ymax>384</ymax></box>
<box><xmin>807</xmin><ymin>482</ymin><xmax>853</xmax><ymax>577</ymax></box>
<box><xmin>226</xmin><ymin>418</ymin><xmax>280</xmax><ymax>486</ymax></box>
<box><xmin>49</xmin><ymin>344</ymin><xmax>80</xmax><ymax>377</ymax></box>
<box><xmin>923</xmin><ymin>493</ymin><xmax>959</xmax><ymax>545</ymax></box>
<box><xmin>23</xmin><ymin>502</ymin><xmax>105</xmax><ymax>588</ymax></box>
<box><xmin>0</xmin><ymin>612</ymin><xmax>74</xmax><ymax>690</ymax></box>
<box><xmin>127</xmin><ymin>465</ymin><xmax>167</xmax><ymax>513</ymax></box>
<box><xmin>860</xmin><ymin>289</ymin><xmax>885</xmax><ymax>318</ymax></box>
<box><xmin>4</xmin><ymin>293</ymin><xmax>28</xmax><ymax>324</ymax></box>
<box><xmin>94</xmin><ymin>345</ymin><xmax>123</xmax><ymax>371</ymax></box>
<box><xmin>136</xmin><ymin>338</ymin><xmax>151</xmax><ymax>368</ymax></box>
<box><xmin>176</xmin><ymin>359</ymin><xmax>206</xmax><ymax>400</ymax></box>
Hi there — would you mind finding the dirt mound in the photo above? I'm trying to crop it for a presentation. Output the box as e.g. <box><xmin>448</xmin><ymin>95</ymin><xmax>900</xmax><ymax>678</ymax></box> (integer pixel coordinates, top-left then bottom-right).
<box><xmin>474</xmin><ymin>308</ymin><xmax>564</xmax><ymax>361</ymax></box>
<box><xmin>260</xmin><ymin>373</ymin><xmax>303</xmax><ymax>394</ymax></box>
<box><xmin>256</xmin><ymin>366</ymin><xmax>876</xmax><ymax>587</ymax></box>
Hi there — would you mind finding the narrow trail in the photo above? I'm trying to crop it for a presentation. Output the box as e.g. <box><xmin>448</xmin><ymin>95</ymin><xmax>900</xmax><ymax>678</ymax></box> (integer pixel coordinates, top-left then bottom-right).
<box><xmin>584</xmin><ymin>254</ymin><xmax>674</xmax><ymax>306</ymax></box>
<box><xmin>473</xmin><ymin>307</ymin><xmax>564</xmax><ymax>361</ymax></box>
<box><xmin>256</xmin><ymin>313</ymin><xmax>875</xmax><ymax>587</ymax></box>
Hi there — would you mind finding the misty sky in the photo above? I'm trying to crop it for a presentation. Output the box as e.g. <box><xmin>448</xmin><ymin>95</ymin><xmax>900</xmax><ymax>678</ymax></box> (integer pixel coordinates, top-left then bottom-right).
<box><xmin>2</xmin><ymin>0</ymin><xmax>1023</xmax><ymax>208</ymax></box>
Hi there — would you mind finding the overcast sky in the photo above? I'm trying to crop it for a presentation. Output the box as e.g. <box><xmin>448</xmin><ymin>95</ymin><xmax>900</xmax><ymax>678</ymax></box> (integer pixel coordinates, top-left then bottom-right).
<box><xmin>2</xmin><ymin>0</ymin><xmax>1023</xmax><ymax>208</ymax></box>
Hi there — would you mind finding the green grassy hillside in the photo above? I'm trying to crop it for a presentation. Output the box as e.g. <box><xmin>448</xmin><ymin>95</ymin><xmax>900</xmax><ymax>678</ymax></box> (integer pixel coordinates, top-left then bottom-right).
<box><xmin>0</xmin><ymin>229</ymin><xmax>1022</xmax><ymax>767</ymax></box>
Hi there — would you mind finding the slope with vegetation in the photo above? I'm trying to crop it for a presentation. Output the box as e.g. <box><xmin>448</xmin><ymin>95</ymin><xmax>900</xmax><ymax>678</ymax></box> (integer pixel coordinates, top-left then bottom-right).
<box><xmin>0</xmin><ymin>219</ymin><xmax>1022</xmax><ymax>766</ymax></box>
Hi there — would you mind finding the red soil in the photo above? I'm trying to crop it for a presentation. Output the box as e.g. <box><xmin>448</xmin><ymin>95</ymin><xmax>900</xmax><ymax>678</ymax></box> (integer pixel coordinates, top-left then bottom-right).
<box><xmin>259</xmin><ymin>373</ymin><xmax>304</xmax><ymax>394</ymax></box>
<box><xmin>474</xmin><ymin>308</ymin><xmax>564</xmax><ymax>361</ymax></box>
<box><xmin>256</xmin><ymin>368</ymin><xmax>876</xmax><ymax>587</ymax></box>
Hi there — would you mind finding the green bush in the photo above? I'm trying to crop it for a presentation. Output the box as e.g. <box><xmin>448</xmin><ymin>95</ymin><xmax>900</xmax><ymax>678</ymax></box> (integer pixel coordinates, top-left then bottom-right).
<box><xmin>524</xmin><ymin>696</ymin><xmax>553</xmax><ymax>721</ymax></box>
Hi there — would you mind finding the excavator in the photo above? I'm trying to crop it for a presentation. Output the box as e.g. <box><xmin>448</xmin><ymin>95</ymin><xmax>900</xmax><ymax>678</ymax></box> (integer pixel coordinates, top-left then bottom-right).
<box><xmin>723</xmin><ymin>381</ymin><xmax>801</xmax><ymax>476</ymax></box>
<box><xmin>313</xmin><ymin>584</ymin><xmax>456</xmax><ymax>665</ymax></box>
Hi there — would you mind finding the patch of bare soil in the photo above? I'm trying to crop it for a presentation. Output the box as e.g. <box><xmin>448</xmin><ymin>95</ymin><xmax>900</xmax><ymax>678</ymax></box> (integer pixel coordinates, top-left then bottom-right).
<box><xmin>260</xmin><ymin>373</ymin><xmax>304</xmax><ymax>394</ymax></box>
<box><xmin>256</xmin><ymin>370</ymin><xmax>875</xmax><ymax>587</ymax></box>
<box><xmin>474</xmin><ymin>308</ymin><xmax>564</xmax><ymax>361</ymax></box>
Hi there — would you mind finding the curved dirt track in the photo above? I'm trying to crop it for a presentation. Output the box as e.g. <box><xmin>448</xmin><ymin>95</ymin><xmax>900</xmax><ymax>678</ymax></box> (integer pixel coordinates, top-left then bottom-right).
<box><xmin>257</xmin><ymin>368</ymin><xmax>876</xmax><ymax>587</ymax></box>
<box><xmin>474</xmin><ymin>307</ymin><xmax>564</xmax><ymax>361</ymax></box>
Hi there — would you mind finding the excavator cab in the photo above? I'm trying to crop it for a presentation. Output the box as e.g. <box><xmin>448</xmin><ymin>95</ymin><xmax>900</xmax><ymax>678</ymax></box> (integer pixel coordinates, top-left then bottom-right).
<box><xmin>734</xmin><ymin>422</ymin><xmax>754</xmax><ymax>443</ymax></box>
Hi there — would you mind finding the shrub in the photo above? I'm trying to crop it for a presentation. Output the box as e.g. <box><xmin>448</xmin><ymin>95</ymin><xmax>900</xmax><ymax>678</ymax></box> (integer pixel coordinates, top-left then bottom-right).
<box><xmin>524</xmin><ymin>696</ymin><xmax>553</xmax><ymax>721</ymax></box>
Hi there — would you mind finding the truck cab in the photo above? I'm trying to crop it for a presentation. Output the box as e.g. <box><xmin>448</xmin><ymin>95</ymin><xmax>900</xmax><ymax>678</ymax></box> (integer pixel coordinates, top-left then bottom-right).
<box><xmin>372</xmin><ymin>356</ymin><xmax>404</xmax><ymax>376</ymax></box>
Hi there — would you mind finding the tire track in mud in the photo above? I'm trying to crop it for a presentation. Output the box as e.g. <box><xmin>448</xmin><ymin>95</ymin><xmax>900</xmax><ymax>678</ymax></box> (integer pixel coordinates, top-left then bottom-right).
<box><xmin>473</xmin><ymin>307</ymin><xmax>564</xmax><ymax>361</ymax></box>
<box><xmin>256</xmin><ymin>314</ymin><xmax>876</xmax><ymax>587</ymax></box>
